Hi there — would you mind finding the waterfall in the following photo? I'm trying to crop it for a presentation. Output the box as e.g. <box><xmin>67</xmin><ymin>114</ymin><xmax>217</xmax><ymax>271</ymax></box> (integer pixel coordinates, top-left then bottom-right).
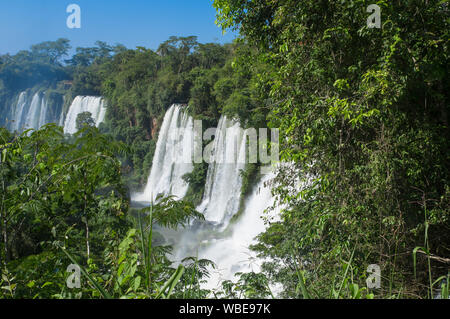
<box><xmin>196</xmin><ymin>116</ymin><xmax>247</xmax><ymax>225</ymax></box>
<box><xmin>11</xmin><ymin>92</ymin><xmax>28</xmax><ymax>131</ymax></box>
<box><xmin>198</xmin><ymin>172</ymin><xmax>278</xmax><ymax>290</ymax></box>
<box><xmin>134</xmin><ymin>105</ymin><xmax>279</xmax><ymax>293</ymax></box>
<box><xmin>63</xmin><ymin>96</ymin><xmax>107</xmax><ymax>134</ymax></box>
<box><xmin>133</xmin><ymin>104</ymin><xmax>195</xmax><ymax>202</ymax></box>
<box><xmin>23</xmin><ymin>93</ymin><xmax>45</xmax><ymax>130</ymax></box>
<box><xmin>58</xmin><ymin>96</ymin><xmax>67</xmax><ymax>127</ymax></box>
<box><xmin>6</xmin><ymin>91</ymin><xmax>63</xmax><ymax>132</ymax></box>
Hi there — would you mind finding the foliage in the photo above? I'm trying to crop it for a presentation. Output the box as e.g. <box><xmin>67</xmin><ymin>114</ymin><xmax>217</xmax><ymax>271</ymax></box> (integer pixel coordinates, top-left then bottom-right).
<box><xmin>0</xmin><ymin>38</ymin><xmax>70</xmax><ymax>93</ymax></box>
<box><xmin>215</xmin><ymin>0</ymin><xmax>450</xmax><ymax>299</ymax></box>
<box><xmin>76</xmin><ymin>112</ymin><xmax>96</xmax><ymax>131</ymax></box>
<box><xmin>0</xmin><ymin>126</ymin><xmax>212</xmax><ymax>299</ymax></box>
<box><xmin>1</xmin><ymin>0</ymin><xmax>448</xmax><ymax>300</ymax></box>
<box><xmin>182</xmin><ymin>162</ymin><xmax>209</xmax><ymax>207</ymax></box>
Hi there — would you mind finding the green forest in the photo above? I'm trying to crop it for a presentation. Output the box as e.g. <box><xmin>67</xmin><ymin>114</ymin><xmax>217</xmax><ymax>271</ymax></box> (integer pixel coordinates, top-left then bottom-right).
<box><xmin>0</xmin><ymin>0</ymin><xmax>449</xmax><ymax>299</ymax></box>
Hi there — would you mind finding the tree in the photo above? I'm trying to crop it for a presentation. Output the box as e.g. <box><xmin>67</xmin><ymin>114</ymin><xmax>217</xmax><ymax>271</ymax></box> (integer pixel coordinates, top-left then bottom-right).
<box><xmin>76</xmin><ymin>112</ymin><xmax>96</xmax><ymax>131</ymax></box>
<box><xmin>31</xmin><ymin>38</ymin><xmax>71</xmax><ymax>65</ymax></box>
<box><xmin>214</xmin><ymin>0</ymin><xmax>450</xmax><ymax>298</ymax></box>
<box><xmin>0</xmin><ymin>124</ymin><xmax>128</xmax><ymax>266</ymax></box>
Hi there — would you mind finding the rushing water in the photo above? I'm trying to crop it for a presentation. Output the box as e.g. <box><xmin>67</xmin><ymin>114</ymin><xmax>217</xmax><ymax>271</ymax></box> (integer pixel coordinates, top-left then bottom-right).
<box><xmin>10</xmin><ymin>92</ymin><xmax>29</xmax><ymax>131</ymax></box>
<box><xmin>133</xmin><ymin>105</ymin><xmax>279</xmax><ymax>292</ymax></box>
<box><xmin>196</xmin><ymin>172</ymin><xmax>278</xmax><ymax>290</ymax></box>
<box><xmin>2</xmin><ymin>92</ymin><xmax>105</xmax><ymax>134</ymax></box>
<box><xmin>196</xmin><ymin>116</ymin><xmax>247</xmax><ymax>226</ymax></box>
<box><xmin>6</xmin><ymin>91</ymin><xmax>63</xmax><ymax>132</ymax></box>
<box><xmin>133</xmin><ymin>104</ymin><xmax>195</xmax><ymax>202</ymax></box>
<box><xmin>24</xmin><ymin>92</ymin><xmax>46</xmax><ymax>130</ymax></box>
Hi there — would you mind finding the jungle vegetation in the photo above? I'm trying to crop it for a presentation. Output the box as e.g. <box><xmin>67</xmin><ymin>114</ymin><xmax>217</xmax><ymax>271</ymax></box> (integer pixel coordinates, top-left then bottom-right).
<box><xmin>0</xmin><ymin>0</ymin><xmax>449</xmax><ymax>299</ymax></box>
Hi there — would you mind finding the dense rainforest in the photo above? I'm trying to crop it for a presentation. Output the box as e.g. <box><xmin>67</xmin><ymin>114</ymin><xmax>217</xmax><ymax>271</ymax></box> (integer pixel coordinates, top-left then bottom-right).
<box><xmin>0</xmin><ymin>0</ymin><xmax>449</xmax><ymax>299</ymax></box>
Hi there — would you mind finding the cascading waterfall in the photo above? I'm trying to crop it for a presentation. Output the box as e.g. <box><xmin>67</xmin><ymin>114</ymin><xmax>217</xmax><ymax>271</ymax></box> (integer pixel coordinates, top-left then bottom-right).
<box><xmin>24</xmin><ymin>92</ymin><xmax>45</xmax><ymax>130</ymax></box>
<box><xmin>58</xmin><ymin>96</ymin><xmax>67</xmax><ymax>127</ymax></box>
<box><xmin>196</xmin><ymin>116</ymin><xmax>247</xmax><ymax>225</ymax></box>
<box><xmin>6</xmin><ymin>91</ymin><xmax>63</xmax><ymax>132</ymax></box>
<box><xmin>63</xmin><ymin>96</ymin><xmax>107</xmax><ymax>134</ymax></box>
<box><xmin>133</xmin><ymin>104</ymin><xmax>195</xmax><ymax>202</ymax></box>
<box><xmin>134</xmin><ymin>105</ymin><xmax>279</xmax><ymax>292</ymax></box>
<box><xmin>2</xmin><ymin>93</ymin><xmax>105</xmax><ymax>134</ymax></box>
<box><xmin>10</xmin><ymin>92</ymin><xmax>28</xmax><ymax>131</ymax></box>
<box><xmin>197</xmin><ymin>172</ymin><xmax>278</xmax><ymax>290</ymax></box>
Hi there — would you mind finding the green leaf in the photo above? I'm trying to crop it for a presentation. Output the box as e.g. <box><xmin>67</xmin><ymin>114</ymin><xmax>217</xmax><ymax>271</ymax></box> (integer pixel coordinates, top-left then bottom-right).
<box><xmin>58</xmin><ymin>245</ymin><xmax>112</xmax><ymax>299</ymax></box>
<box><xmin>156</xmin><ymin>265</ymin><xmax>185</xmax><ymax>299</ymax></box>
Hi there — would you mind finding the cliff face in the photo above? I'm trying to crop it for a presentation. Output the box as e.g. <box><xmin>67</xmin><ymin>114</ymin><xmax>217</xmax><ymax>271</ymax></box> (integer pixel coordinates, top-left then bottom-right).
<box><xmin>151</xmin><ymin>117</ymin><xmax>158</xmax><ymax>140</ymax></box>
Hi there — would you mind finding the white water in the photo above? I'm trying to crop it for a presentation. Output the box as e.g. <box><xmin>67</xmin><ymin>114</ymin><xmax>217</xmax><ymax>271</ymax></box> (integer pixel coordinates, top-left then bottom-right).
<box><xmin>8</xmin><ymin>92</ymin><xmax>63</xmax><ymax>132</ymax></box>
<box><xmin>11</xmin><ymin>92</ymin><xmax>29</xmax><ymax>131</ymax></box>
<box><xmin>133</xmin><ymin>104</ymin><xmax>195</xmax><ymax>202</ymax></box>
<box><xmin>198</xmin><ymin>172</ymin><xmax>278</xmax><ymax>291</ymax></box>
<box><xmin>196</xmin><ymin>116</ymin><xmax>247</xmax><ymax>225</ymax></box>
<box><xmin>63</xmin><ymin>96</ymin><xmax>107</xmax><ymax>134</ymax></box>
<box><xmin>24</xmin><ymin>93</ymin><xmax>45</xmax><ymax>130</ymax></box>
<box><xmin>133</xmin><ymin>106</ymin><xmax>280</xmax><ymax>293</ymax></box>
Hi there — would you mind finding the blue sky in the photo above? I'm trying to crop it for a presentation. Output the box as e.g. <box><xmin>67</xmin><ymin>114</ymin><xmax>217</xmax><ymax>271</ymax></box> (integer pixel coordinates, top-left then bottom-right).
<box><xmin>0</xmin><ymin>0</ymin><xmax>237</xmax><ymax>55</ymax></box>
